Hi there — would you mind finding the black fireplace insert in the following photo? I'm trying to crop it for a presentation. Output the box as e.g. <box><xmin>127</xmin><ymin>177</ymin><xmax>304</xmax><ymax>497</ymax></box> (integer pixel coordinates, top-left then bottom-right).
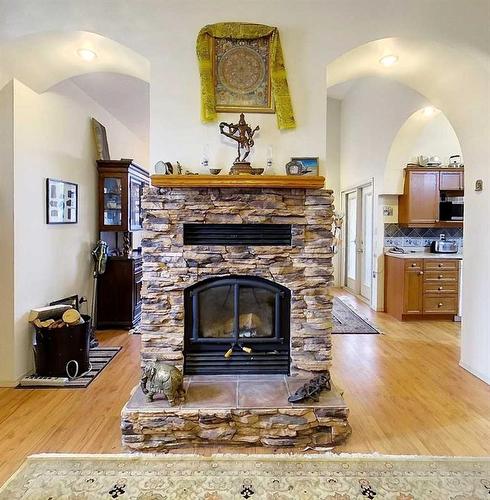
<box><xmin>184</xmin><ymin>275</ymin><xmax>291</xmax><ymax>375</ymax></box>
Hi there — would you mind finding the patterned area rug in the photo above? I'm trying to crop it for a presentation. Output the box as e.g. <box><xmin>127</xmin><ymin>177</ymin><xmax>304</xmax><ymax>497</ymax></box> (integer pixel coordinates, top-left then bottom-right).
<box><xmin>332</xmin><ymin>297</ymin><xmax>379</xmax><ymax>334</ymax></box>
<box><xmin>1</xmin><ymin>453</ymin><xmax>488</xmax><ymax>499</ymax></box>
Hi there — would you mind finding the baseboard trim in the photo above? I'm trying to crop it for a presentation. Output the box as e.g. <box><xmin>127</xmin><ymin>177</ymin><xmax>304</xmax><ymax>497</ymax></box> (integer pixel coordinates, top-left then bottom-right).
<box><xmin>0</xmin><ymin>378</ymin><xmax>20</xmax><ymax>388</ymax></box>
<box><xmin>0</xmin><ymin>369</ymin><xmax>34</xmax><ymax>388</ymax></box>
<box><xmin>459</xmin><ymin>361</ymin><xmax>490</xmax><ymax>385</ymax></box>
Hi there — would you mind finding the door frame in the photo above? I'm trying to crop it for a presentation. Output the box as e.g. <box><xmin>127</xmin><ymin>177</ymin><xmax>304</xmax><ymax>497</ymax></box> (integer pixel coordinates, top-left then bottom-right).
<box><xmin>340</xmin><ymin>178</ymin><xmax>375</xmax><ymax>305</ymax></box>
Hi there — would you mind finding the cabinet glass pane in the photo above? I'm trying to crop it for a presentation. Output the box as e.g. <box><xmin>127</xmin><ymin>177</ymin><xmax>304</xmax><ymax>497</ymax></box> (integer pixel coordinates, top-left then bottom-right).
<box><xmin>103</xmin><ymin>177</ymin><xmax>122</xmax><ymax>226</ymax></box>
<box><xmin>130</xmin><ymin>180</ymin><xmax>142</xmax><ymax>230</ymax></box>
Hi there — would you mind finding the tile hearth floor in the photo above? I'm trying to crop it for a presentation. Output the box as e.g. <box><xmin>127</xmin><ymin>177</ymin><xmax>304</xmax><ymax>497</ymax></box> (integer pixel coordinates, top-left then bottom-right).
<box><xmin>128</xmin><ymin>375</ymin><xmax>346</xmax><ymax>410</ymax></box>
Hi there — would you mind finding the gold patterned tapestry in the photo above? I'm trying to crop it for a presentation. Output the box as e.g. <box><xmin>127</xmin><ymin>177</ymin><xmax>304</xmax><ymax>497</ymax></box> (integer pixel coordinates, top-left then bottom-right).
<box><xmin>197</xmin><ymin>22</ymin><xmax>296</xmax><ymax>130</ymax></box>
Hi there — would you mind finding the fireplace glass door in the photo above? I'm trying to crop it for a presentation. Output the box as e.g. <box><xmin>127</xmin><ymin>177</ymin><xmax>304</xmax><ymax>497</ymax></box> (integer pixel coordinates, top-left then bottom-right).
<box><xmin>184</xmin><ymin>276</ymin><xmax>290</xmax><ymax>375</ymax></box>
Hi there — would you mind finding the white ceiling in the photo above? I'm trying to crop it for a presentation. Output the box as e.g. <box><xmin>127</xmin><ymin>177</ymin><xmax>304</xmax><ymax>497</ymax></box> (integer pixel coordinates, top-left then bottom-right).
<box><xmin>72</xmin><ymin>72</ymin><xmax>149</xmax><ymax>142</ymax></box>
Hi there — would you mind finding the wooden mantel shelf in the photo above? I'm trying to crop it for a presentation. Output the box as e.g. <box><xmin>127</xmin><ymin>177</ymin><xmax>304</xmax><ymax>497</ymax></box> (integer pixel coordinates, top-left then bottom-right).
<box><xmin>151</xmin><ymin>174</ymin><xmax>325</xmax><ymax>189</ymax></box>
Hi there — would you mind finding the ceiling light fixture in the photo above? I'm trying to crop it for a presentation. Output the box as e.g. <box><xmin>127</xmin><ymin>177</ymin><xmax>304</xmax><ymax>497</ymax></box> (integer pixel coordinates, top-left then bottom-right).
<box><xmin>77</xmin><ymin>48</ymin><xmax>97</xmax><ymax>62</ymax></box>
<box><xmin>379</xmin><ymin>54</ymin><xmax>398</xmax><ymax>67</ymax></box>
<box><xmin>422</xmin><ymin>106</ymin><xmax>436</xmax><ymax>116</ymax></box>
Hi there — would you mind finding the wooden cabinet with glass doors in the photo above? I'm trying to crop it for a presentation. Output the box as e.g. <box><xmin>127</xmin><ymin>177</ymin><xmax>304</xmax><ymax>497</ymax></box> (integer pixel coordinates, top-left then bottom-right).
<box><xmin>96</xmin><ymin>159</ymin><xmax>149</xmax><ymax>329</ymax></box>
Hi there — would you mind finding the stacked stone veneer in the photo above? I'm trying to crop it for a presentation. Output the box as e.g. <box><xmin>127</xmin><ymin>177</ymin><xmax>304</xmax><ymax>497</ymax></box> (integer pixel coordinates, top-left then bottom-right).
<box><xmin>140</xmin><ymin>187</ymin><xmax>335</xmax><ymax>375</ymax></box>
<box><xmin>122</xmin><ymin>391</ymin><xmax>351</xmax><ymax>450</ymax></box>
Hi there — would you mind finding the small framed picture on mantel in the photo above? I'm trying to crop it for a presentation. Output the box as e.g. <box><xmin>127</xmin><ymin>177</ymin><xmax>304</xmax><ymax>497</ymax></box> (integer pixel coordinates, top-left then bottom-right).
<box><xmin>46</xmin><ymin>178</ymin><xmax>78</xmax><ymax>224</ymax></box>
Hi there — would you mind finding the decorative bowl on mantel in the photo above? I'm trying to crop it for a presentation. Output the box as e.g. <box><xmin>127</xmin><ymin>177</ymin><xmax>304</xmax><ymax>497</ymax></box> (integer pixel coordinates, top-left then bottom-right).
<box><xmin>209</xmin><ymin>168</ymin><xmax>222</xmax><ymax>175</ymax></box>
<box><xmin>252</xmin><ymin>168</ymin><xmax>265</xmax><ymax>175</ymax></box>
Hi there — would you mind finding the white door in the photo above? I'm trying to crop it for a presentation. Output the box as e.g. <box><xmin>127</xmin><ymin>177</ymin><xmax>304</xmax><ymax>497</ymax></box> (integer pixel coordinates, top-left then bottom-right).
<box><xmin>345</xmin><ymin>191</ymin><xmax>358</xmax><ymax>292</ymax></box>
<box><xmin>360</xmin><ymin>184</ymin><xmax>373</xmax><ymax>300</ymax></box>
<box><xmin>343</xmin><ymin>182</ymin><xmax>374</xmax><ymax>302</ymax></box>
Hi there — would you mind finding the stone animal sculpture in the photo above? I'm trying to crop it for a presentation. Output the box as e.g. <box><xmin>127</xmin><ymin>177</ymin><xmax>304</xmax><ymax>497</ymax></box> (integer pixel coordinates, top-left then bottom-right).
<box><xmin>140</xmin><ymin>361</ymin><xmax>185</xmax><ymax>405</ymax></box>
<box><xmin>288</xmin><ymin>372</ymin><xmax>331</xmax><ymax>403</ymax></box>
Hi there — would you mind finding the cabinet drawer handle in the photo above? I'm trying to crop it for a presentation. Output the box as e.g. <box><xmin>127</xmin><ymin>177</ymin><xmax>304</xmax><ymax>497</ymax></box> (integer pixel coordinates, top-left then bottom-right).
<box><xmin>438</xmin><ymin>263</ymin><xmax>443</xmax><ymax>267</ymax></box>
<box><xmin>419</xmin><ymin>271</ymin><xmax>424</xmax><ymax>275</ymax></box>
<box><xmin>411</xmin><ymin>263</ymin><xmax>417</xmax><ymax>267</ymax></box>
<box><xmin>438</xmin><ymin>286</ymin><xmax>443</xmax><ymax>291</ymax></box>
<box><xmin>438</xmin><ymin>275</ymin><xmax>443</xmax><ymax>279</ymax></box>
<box><xmin>438</xmin><ymin>303</ymin><xmax>443</xmax><ymax>307</ymax></box>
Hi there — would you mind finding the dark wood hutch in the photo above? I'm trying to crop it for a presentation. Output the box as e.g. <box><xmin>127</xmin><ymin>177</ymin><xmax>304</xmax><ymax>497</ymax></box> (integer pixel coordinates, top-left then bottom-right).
<box><xmin>96</xmin><ymin>159</ymin><xmax>149</xmax><ymax>329</ymax></box>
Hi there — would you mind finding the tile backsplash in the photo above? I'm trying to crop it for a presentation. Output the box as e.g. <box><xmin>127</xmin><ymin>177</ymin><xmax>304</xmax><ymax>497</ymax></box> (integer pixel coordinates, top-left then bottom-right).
<box><xmin>384</xmin><ymin>223</ymin><xmax>463</xmax><ymax>249</ymax></box>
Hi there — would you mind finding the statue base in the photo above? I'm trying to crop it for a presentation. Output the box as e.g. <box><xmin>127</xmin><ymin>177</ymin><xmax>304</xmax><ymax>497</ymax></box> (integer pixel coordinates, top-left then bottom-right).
<box><xmin>229</xmin><ymin>162</ymin><xmax>253</xmax><ymax>175</ymax></box>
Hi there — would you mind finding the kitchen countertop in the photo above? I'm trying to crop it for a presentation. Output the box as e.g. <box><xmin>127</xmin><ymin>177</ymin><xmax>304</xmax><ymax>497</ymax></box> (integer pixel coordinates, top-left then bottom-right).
<box><xmin>385</xmin><ymin>249</ymin><xmax>463</xmax><ymax>260</ymax></box>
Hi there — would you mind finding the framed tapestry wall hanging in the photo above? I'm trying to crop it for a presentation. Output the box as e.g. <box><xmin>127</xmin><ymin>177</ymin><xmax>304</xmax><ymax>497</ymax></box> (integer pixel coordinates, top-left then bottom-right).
<box><xmin>197</xmin><ymin>23</ymin><xmax>296</xmax><ymax>130</ymax></box>
<box><xmin>213</xmin><ymin>36</ymin><xmax>273</xmax><ymax>113</ymax></box>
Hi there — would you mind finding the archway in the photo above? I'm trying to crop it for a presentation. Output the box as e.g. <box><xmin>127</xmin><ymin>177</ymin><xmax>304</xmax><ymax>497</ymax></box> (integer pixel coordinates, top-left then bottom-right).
<box><xmin>0</xmin><ymin>30</ymin><xmax>151</xmax><ymax>384</ymax></box>
<box><xmin>326</xmin><ymin>37</ymin><xmax>490</xmax><ymax>383</ymax></box>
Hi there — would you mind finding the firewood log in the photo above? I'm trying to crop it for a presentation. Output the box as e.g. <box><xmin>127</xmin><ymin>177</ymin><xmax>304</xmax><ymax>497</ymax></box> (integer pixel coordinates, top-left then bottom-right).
<box><xmin>62</xmin><ymin>308</ymin><xmax>81</xmax><ymax>325</ymax></box>
<box><xmin>28</xmin><ymin>305</ymin><xmax>72</xmax><ymax>323</ymax></box>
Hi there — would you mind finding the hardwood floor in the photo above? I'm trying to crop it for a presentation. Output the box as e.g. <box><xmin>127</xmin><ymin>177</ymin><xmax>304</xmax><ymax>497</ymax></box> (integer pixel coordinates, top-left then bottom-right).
<box><xmin>1</xmin><ymin>288</ymin><xmax>489</xmax><ymax>485</ymax></box>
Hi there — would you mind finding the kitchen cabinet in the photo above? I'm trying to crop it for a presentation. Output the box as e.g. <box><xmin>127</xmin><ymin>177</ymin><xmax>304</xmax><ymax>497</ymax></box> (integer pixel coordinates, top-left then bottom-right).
<box><xmin>398</xmin><ymin>170</ymin><xmax>439</xmax><ymax>224</ymax></box>
<box><xmin>440</xmin><ymin>170</ymin><xmax>464</xmax><ymax>191</ymax></box>
<box><xmin>398</xmin><ymin>167</ymin><xmax>464</xmax><ymax>227</ymax></box>
<box><xmin>385</xmin><ymin>255</ymin><xmax>460</xmax><ymax>320</ymax></box>
<box><xmin>404</xmin><ymin>264</ymin><xmax>424</xmax><ymax>314</ymax></box>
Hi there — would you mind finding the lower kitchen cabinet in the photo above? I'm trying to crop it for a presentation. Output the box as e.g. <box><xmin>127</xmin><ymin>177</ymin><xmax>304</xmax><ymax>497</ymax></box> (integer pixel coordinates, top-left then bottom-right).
<box><xmin>384</xmin><ymin>255</ymin><xmax>460</xmax><ymax>321</ymax></box>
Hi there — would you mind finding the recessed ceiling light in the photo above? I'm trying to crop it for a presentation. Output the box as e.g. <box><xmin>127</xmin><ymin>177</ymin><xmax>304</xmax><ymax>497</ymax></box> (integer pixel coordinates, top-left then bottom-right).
<box><xmin>379</xmin><ymin>54</ymin><xmax>398</xmax><ymax>67</ymax></box>
<box><xmin>77</xmin><ymin>48</ymin><xmax>97</xmax><ymax>62</ymax></box>
<box><xmin>422</xmin><ymin>106</ymin><xmax>436</xmax><ymax>116</ymax></box>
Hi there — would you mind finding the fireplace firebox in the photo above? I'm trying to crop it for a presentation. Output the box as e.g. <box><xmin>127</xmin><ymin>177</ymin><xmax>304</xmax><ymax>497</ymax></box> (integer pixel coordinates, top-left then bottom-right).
<box><xmin>184</xmin><ymin>275</ymin><xmax>291</xmax><ymax>375</ymax></box>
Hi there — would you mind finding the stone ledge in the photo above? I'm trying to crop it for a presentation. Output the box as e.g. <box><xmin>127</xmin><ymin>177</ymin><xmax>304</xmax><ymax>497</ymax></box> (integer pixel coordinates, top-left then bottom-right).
<box><xmin>121</xmin><ymin>382</ymin><xmax>351</xmax><ymax>451</ymax></box>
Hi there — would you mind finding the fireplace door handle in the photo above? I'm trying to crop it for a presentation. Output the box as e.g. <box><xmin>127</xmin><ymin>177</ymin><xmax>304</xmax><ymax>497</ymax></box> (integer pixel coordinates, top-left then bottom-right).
<box><xmin>239</xmin><ymin>344</ymin><xmax>252</xmax><ymax>354</ymax></box>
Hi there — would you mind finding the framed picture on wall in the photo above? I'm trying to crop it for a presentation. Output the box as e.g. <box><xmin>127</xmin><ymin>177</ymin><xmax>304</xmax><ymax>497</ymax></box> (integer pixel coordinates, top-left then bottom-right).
<box><xmin>91</xmin><ymin>118</ymin><xmax>110</xmax><ymax>160</ymax></box>
<box><xmin>46</xmin><ymin>178</ymin><xmax>78</xmax><ymax>224</ymax></box>
<box><xmin>290</xmin><ymin>157</ymin><xmax>319</xmax><ymax>176</ymax></box>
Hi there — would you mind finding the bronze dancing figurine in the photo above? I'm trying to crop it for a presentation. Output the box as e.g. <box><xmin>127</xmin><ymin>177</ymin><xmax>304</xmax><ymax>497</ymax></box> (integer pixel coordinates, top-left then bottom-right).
<box><xmin>219</xmin><ymin>113</ymin><xmax>259</xmax><ymax>174</ymax></box>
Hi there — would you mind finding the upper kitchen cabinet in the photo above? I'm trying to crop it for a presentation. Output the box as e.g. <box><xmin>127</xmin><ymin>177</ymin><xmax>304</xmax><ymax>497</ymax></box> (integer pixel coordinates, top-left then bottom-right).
<box><xmin>440</xmin><ymin>170</ymin><xmax>464</xmax><ymax>191</ymax></box>
<box><xmin>97</xmin><ymin>159</ymin><xmax>149</xmax><ymax>232</ymax></box>
<box><xmin>398</xmin><ymin>167</ymin><xmax>464</xmax><ymax>227</ymax></box>
<box><xmin>399</xmin><ymin>168</ymin><xmax>439</xmax><ymax>225</ymax></box>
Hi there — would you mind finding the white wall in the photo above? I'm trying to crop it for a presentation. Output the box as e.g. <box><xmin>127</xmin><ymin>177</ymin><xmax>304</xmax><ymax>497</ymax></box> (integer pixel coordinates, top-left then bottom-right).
<box><xmin>339</xmin><ymin>78</ymin><xmax>426</xmax><ymax>309</ymax></box>
<box><xmin>340</xmin><ymin>77</ymin><xmax>427</xmax><ymax>193</ymax></box>
<box><xmin>0</xmin><ymin>81</ymin><xmax>15</xmax><ymax>384</ymax></box>
<box><xmin>386</xmin><ymin>110</ymin><xmax>462</xmax><ymax>193</ymax></box>
<box><xmin>0</xmin><ymin>0</ymin><xmax>488</xmax><ymax>383</ymax></box>
<box><xmin>0</xmin><ymin>79</ymin><xmax>148</xmax><ymax>384</ymax></box>
<box><xmin>326</xmin><ymin>97</ymin><xmax>341</xmax><ymax>285</ymax></box>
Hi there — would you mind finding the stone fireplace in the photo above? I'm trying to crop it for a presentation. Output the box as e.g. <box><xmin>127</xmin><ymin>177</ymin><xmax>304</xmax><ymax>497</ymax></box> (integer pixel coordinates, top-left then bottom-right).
<box><xmin>140</xmin><ymin>187</ymin><xmax>334</xmax><ymax>375</ymax></box>
<box><xmin>122</xmin><ymin>185</ymin><xmax>351</xmax><ymax>450</ymax></box>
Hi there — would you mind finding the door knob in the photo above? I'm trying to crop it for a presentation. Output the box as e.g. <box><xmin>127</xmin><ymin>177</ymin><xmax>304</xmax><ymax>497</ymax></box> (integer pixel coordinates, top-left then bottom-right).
<box><xmin>411</xmin><ymin>263</ymin><xmax>417</xmax><ymax>267</ymax></box>
<box><xmin>438</xmin><ymin>286</ymin><xmax>443</xmax><ymax>291</ymax></box>
<box><xmin>438</xmin><ymin>303</ymin><xmax>443</xmax><ymax>307</ymax></box>
<box><xmin>418</xmin><ymin>271</ymin><xmax>424</xmax><ymax>275</ymax></box>
<box><xmin>438</xmin><ymin>275</ymin><xmax>443</xmax><ymax>279</ymax></box>
<box><xmin>438</xmin><ymin>263</ymin><xmax>443</xmax><ymax>267</ymax></box>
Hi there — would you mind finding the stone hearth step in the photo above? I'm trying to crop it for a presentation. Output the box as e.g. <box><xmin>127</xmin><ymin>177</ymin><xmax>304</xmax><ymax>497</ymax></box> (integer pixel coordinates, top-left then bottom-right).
<box><xmin>121</xmin><ymin>375</ymin><xmax>351</xmax><ymax>450</ymax></box>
